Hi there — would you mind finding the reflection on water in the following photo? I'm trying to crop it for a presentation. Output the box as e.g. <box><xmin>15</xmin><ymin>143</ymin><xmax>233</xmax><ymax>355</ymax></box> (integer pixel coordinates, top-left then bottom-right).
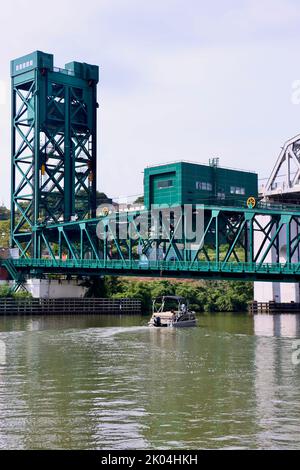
<box><xmin>0</xmin><ymin>313</ymin><xmax>299</xmax><ymax>449</ymax></box>
<box><xmin>254</xmin><ymin>314</ymin><xmax>300</xmax><ymax>449</ymax></box>
<box><xmin>254</xmin><ymin>314</ymin><xmax>300</xmax><ymax>338</ymax></box>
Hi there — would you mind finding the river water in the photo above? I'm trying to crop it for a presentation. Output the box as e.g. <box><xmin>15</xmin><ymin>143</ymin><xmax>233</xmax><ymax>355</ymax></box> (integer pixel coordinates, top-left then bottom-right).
<box><xmin>0</xmin><ymin>313</ymin><xmax>299</xmax><ymax>450</ymax></box>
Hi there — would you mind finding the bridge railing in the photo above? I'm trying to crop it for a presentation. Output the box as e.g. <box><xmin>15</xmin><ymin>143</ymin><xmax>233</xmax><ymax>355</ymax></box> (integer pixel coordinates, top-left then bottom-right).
<box><xmin>204</xmin><ymin>197</ymin><xmax>300</xmax><ymax>212</ymax></box>
<box><xmin>0</xmin><ymin>297</ymin><xmax>142</xmax><ymax>315</ymax></box>
<box><xmin>12</xmin><ymin>258</ymin><xmax>300</xmax><ymax>275</ymax></box>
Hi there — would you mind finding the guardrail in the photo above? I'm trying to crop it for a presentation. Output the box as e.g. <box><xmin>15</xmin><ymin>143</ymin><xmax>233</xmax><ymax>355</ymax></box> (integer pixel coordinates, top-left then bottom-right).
<box><xmin>249</xmin><ymin>301</ymin><xmax>300</xmax><ymax>315</ymax></box>
<box><xmin>0</xmin><ymin>298</ymin><xmax>141</xmax><ymax>315</ymax></box>
<box><xmin>204</xmin><ymin>197</ymin><xmax>300</xmax><ymax>212</ymax></box>
<box><xmin>11</xmin><ymin>258</ymin><xmax>300</xmax><ymax>275</ymax></box>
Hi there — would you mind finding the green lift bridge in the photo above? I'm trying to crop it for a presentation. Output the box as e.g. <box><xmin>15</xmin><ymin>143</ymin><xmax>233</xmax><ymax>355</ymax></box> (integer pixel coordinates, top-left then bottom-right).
<box><xmin>2</xmin><ymin>51</ymin><xmax>300</xmax><ymax>290</ymax></box>
<box><xmin>10</xmin><ymin>51</ymin><xmax>98</xmax><ymax>258</ymax></box>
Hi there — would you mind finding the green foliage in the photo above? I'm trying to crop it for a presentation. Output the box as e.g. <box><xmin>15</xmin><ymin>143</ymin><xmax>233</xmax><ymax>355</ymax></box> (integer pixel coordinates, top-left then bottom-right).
<box><xmin>82</xmin><ymin>276</ymin><xmax>131</xmax><ymax>298</ymax></box>
<box><xmin>0</xmin><ymin>205</ymin><xmax>10</xmax><ymax>221</ymax></box>
<box><xmin>0</xmin><ymin>219</ymin><xmax>10</xmax><ymax>247</ymax></box>
<box><xmin>0</xmin><ymin>285</ymin><xmax>12</xmax><ymax>298</ymax></box>
<box><xmin>104</xmin><ymin>276</ymin><xmax>125</xmax><ymax>296</ymax></box>
<box><xmin>101</xmin><ymin>277</ymin><xmax>253</xmax><ymax>313</ymax></box>
<box><xmin>0</xmin><ymin>276</ymin><xmax>253</xmax><ymax>311</ymax></box>
<box><xmin>111</xmin><ymin>280</ymin><xmax>152</xmax><ymax>311</ymax></box>
<box><xmin>174</xmin><ymin>282</ymin><xmax>201</xmax><ymax>310</ymax></box>
<box><xmin>13</xmin><ymin>290</ymin><xmax>32</xmax><ymax>299</ymax></box>
<box><xmin>197</xmin><ymin>244</ymin><xmax>246</xmax><ymax>262</ymax></box>
<box><xmin>96</xmin><ymin>191</ymin><xmax>113</xmax><ymax>206</ymax></box>
<box><xmin>134</xmin><ymin>196</ymin><xmax>144</xmax><ymax>204</ymax></box>
<box><xmin>82</xmin><ymin>278</ymin><xmax>106</xmax><ymax>298</ymax></box>
<box><xmin>146</xmin><ymin>280</ymin><xmax>175</xmax><ymax>298</ymax></box>
<box><xmin>196</xmin><ymin>280</ymin><xmax>253</xmax><ymax>312</ymax></box>
<box><xmin>0</xmin><ymin>285</ymin><xmax>32</xmax><ymax>298</ymax></box>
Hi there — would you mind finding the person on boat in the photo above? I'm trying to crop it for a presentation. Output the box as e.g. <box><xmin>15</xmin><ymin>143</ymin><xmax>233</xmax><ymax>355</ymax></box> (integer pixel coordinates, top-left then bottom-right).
<box><xmin>180</xmin><ymin>303</ymin><xmax>187</xmax><ymax>314</ymax></box>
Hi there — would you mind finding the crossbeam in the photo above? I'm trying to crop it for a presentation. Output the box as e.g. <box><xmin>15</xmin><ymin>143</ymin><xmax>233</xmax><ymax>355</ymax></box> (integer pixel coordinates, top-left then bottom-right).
<box><xmin>5</xmin><ymin>201</ymin><xmax>300</xmax><ymax>285</ymax></box>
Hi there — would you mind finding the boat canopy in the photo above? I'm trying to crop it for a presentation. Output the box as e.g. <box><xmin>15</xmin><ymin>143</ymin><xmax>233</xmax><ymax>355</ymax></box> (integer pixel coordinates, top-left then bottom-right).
<box><xmin>153</xmin><ymin>296</ymin><xmax>186</xmax><ymax>302</ymax></box>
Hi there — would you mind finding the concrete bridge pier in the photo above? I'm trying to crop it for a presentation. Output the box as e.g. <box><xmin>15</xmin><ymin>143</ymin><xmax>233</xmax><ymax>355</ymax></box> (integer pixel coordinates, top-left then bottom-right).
<box><xmin>254</xmin><ymin>215</ymin><xmax>300</xmax><ymax>303</ymax></box>
<box><xmin>25</xmin><ymin>279</ymin><xmax>88</xmax><ymax>299</ymax></box>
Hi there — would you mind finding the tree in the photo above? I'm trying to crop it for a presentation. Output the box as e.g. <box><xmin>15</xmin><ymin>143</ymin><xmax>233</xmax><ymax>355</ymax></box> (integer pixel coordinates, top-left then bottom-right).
<box><xmin>0</xmin><ymin>205</ymin><xmax>10</xmax><ymax>221</ymax></box>
<box><xmin>111</xmin><ymin>280</ymin><xmax>152</xmax><ymax>312</ymax></box>
<box><xmin>0</xmin><ymin>220</ymin><xmax>10</xmax><ymax>247</ymax></box>
<box><xmin>148</xmin><ymin>280</ymin><xmax>175</xmax><ymax>298</ymax></box>
<box><xmin>96</xmin><ymin>191</ymin><xmax>113</xmax><ymax>206</ymax></box>
<box><xmin>134</xmin><ymin>196</ymin><xmax>144</xmax><ymax>204</ymax></box>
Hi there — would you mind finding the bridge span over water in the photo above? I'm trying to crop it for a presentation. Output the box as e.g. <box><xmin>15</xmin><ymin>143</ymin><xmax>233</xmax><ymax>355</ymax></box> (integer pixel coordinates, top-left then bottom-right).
<box><xmin>2</xmin><ymin>199</ymin><xmax>300</xmax><ymax>290</ymax></box>
<box><xmin>3</xmin><ymin>50</ymin><xmax>300</xmax><ymax>293</ymax></box>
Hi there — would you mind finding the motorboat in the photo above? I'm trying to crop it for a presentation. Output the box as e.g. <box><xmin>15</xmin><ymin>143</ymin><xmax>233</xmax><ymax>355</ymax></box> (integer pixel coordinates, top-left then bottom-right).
<box><xmin>148</xmin><ymin>295</ymin><xmax>197</xmax><ymax>328</ymax></box>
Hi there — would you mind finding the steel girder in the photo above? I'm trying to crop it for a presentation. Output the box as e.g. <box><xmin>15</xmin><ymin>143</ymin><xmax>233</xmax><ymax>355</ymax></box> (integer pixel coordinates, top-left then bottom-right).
<box><xmin>10</xmin><ymin>203</ymin><xmax>300</xmax><ymax>282</ymax></box>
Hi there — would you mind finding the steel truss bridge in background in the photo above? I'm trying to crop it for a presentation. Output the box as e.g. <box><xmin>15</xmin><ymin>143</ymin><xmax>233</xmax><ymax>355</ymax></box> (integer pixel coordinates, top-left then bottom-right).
<box><xmin>3</xmin><ymin>200</ymin><xmax>300</xmax><ymax>287</ymax></box>
<box><xmin>5</xmin><ymin>51</ymin><xmax>300</xmax><ymax>290</ymax></box>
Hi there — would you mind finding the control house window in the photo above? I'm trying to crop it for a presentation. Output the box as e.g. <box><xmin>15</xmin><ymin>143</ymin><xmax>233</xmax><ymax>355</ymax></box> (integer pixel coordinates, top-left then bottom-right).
<box><xmin>157</xmin><ymin>179</ymin><xmax>173</xmax><ymax>189</ymax></box>
<box><xmin>196</xmin><ymin>181</ymin><xmax>212</xmax><ymax>191</ymax></box>
<box><xmin>230</xmin><ymin>186</ymin><xmax>245</xmax><ymax>195</ymax></box>
<box><xmin>16</xmin><ymin>60</ymin><xmax>33</xmax><ymax>72</ymax></box>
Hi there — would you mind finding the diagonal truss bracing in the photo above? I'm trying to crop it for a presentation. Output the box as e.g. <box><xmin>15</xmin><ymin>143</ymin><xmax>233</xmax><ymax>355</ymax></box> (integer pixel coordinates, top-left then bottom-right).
<box><xmin>11</xmin><ymin>203</ymin><xmax>300</xmax><ymax>282</ymax></box>
<box><xmin>11</xmin><ymin>53</ymin><xmax>98</xmax><ymax>259</ymax></box>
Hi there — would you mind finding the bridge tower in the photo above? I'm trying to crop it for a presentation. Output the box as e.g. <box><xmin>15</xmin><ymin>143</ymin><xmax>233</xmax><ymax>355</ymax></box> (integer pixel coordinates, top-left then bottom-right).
<box><xmin>10</xmin><ymin>51</ymin><xmax>99</xmax><ymax>258</ymax></box>
<box><xmin>257</xmin><ymin>134</ymin><xmax>300</xmax><ymax>303</ymax></box>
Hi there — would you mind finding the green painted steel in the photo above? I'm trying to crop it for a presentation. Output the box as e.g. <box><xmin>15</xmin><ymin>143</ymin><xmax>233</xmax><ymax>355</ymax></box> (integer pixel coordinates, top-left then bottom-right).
<box><xmin>4</xmin><ymin>199</ymin><xmax>300</xmax><ymax>284</ymax></box>
<box><xmin>0</xmin><ymin>259</ymin><xmax>25</xmax><ymax>292</ymax></box>
<box><xmin>7</xmin><ymin>258</ymin><xmax>300</xmax><ymax>283</ymax></box>
<box><xmin>144</xmin><ymin>162</ymin><xmax>258</xmax><ymax>209</ymax></box>
<box><xmin>7</xmin><ymin>53</ymin><xmax>300</xmax><ymax>289</ymax></box>
<box><xmin>10</xmin><ymin>51</ymin><xmax>99</xmax><ymax>259</ymax></box>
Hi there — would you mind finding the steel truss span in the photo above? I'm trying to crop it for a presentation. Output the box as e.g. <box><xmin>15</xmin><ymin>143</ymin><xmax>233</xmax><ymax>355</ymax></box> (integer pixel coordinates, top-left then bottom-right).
<box><xmin>5</xmin><ymin>201</ymin><xmax>300</xmax><ymax>283</ymax></box>
<box><xmin>7</xmin><ymin>52</ymin><xmax>300</xmax><ymax>289</ymax></box>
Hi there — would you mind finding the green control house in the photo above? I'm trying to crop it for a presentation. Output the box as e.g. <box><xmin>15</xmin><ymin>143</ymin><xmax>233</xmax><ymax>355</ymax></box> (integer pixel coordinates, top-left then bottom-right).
<box><xmin>144</xmin><ymin>159</ymin><xmax>258</xmax><ymax>208</ymax></box>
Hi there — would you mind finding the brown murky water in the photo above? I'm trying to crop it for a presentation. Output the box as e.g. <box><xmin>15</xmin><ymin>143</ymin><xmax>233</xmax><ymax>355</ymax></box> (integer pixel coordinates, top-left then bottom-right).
<box><xmin>0</xmin><ymin>313</ymin><xmax>299</xmax><ymax>449</ymax></box>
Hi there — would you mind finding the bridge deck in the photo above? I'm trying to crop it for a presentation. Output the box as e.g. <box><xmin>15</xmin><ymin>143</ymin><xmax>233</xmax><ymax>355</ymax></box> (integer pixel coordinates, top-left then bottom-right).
<box><xmin>5</xmin><ymin>258</ymin><xmax>300</xmax><ymax>283</ymax></box>
<box><xmin>5</xmin><ymin>201</ymin><xmax>300</xmax><ymax>286</ymax></box>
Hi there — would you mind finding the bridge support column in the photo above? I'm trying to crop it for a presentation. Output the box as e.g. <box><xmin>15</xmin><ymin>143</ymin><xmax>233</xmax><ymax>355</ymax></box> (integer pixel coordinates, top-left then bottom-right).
<box><xmin>25</xmin><ymin>279</ymin><xmax>88</xmax><ymax>298</ymax></box>
<box><xmin>279</xmin><ymin>216</ymin><xmax>300</xmax><ymax>302</ymax></box>
<box><xmin>254</xmin><ymin>215</ymin><xmax>300</xmax><ymax>303</ymax></box>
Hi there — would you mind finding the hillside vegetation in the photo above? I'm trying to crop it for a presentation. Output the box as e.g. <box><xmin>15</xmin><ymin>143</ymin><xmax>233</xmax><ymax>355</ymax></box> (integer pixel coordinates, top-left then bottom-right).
<box><xmin>85</xmin><ymin>277</ymin><xmax>253</xmax><ymax>313</ymax></box>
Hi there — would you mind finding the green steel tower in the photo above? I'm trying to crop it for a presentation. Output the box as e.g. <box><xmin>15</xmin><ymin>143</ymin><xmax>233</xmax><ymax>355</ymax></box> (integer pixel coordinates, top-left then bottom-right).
<box><xmin>10</xmin><ymin>51</ymin><xmax>99</xmax><ymax>257</ymax></box>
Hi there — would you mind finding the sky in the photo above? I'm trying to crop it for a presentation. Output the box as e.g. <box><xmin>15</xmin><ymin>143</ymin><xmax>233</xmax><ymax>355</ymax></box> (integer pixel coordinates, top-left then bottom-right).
<box><xmin>1</xmin><ymin>0</ymin><xmax>300</xmax><ymax>205</ymax></box>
